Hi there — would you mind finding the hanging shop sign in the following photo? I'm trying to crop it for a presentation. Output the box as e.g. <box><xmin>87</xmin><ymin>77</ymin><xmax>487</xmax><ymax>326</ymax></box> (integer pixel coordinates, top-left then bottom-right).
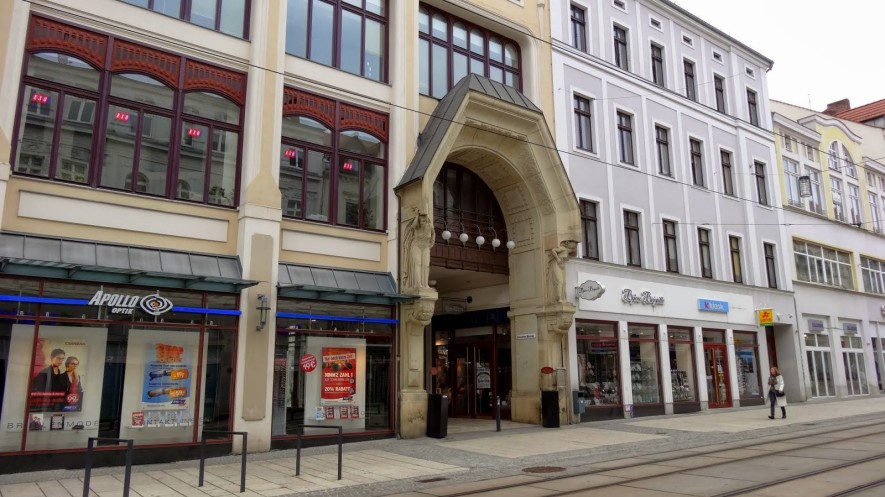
<box><xmin>844</xmin><ymin>323</ymin><xmax>859</xmax><ymax>334</ymax></box>
<box><xmin>88</xmin><ymin>290</ymin><xmax>173</xmax><ymax>316</ymax></box>
<box><xmin>698</xmin><ymin>299</ymin><xmax>729</xmax><ymax>313</ymax></box>
<box><xmin>757</xmin><ymin>308</ymin><xmax>774</xmax><ymax>325</ymax></box>
<box><xmin>808</xmin><ymin>319</ymin><xmax>825</xmax><ymax>332</ymax></box>
<box><xmin>577</xmin><ymin>280</ymin><xmax>606</xmax><ymax>301</ymax></box>
<box><xmin>621</xmin><ymin>289</ymin><xmax>664</xmax><ymax>308</ymax></box>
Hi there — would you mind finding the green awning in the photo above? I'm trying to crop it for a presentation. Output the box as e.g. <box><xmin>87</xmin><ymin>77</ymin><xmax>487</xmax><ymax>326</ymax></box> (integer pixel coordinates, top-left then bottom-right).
<box><xmin>278</xmin><ymin>263</ymin><xmax>417</xmax><ymax>305</ymax></box>
<box><xmin>0</xmin><ymin>232</ymin><xmax>257</xmax><ymax>293</ymax></box>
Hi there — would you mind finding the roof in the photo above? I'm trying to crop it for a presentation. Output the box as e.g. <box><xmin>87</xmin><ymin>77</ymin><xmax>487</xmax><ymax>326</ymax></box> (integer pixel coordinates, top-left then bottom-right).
<box><xmin>278</xmin><ymin>263</ymin><xmax>417</xmax><ymax>305</ymax></box>
<box><xmin>0</xmin><ymin>232</ymin><xmax>256</xmax><ymax>293</ymax></box>
<box><xmin>396</xmin><ymin>74</ymin><xmax>541</xmax><ymax>190</ymax></box>
<box><xmin>836</xmin><ymin>99</ymin><xmax>885</xmax><ymax>123</ymax></box>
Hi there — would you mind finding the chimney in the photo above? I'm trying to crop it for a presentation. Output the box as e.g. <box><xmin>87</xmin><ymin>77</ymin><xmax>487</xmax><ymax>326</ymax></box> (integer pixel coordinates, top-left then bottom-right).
<box><xmin>824</xmin><ymin>99</ymin><xmax>851</xmax><ymax>115</ymax></box>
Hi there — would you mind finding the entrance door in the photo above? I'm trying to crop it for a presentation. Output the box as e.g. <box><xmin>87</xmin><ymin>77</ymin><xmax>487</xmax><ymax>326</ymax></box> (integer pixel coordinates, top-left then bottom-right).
<box><xmin>451</xmin><ymin>344</ymin><xmax>495</xmax><ymax>418</ymax></box>
<box><xmin>704</xmin><ymin>345</ymin><xmax>731</xmax><ymax>408</ymax></box>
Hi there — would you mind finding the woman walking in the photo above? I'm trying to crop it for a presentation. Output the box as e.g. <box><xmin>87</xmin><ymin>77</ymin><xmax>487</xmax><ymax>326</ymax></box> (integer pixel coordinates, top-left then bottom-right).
<box><xmin>768</xmin><ymin>366</ymin><xmax>786</xmax><ymax>419</ymax></box>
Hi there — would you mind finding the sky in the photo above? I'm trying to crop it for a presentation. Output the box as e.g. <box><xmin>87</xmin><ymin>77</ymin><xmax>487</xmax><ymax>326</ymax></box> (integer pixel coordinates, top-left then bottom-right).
<box><xmin>670</xmin><ymin>0</ymin><xmax>885</xmax><ymax>111</ymax></box>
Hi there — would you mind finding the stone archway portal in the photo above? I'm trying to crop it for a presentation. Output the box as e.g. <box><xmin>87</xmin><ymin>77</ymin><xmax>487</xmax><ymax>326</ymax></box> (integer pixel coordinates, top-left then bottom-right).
<box><xmin>395</xmin><ymin>75</ymin><xmax>581</xmax><ymax>438</ymax></box>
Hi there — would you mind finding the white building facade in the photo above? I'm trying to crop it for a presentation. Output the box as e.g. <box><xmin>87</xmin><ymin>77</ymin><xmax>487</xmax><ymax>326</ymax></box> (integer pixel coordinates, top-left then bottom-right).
<box><xmin>550</xmin><ymin>0</ymin><xmax>801</xmax><ymax>421</ymax></box>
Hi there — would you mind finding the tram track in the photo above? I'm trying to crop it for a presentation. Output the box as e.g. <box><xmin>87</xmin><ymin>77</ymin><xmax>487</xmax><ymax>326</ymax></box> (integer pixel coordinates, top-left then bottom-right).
<box><xmin>428</xmin><ymin>417</ymin><xmax>885</xmax><ymax>497</ymax></box>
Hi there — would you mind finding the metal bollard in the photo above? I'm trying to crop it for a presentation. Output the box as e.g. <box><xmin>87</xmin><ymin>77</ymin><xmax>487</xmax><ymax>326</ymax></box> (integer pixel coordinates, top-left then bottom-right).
<box><xmin>198</xmin><ymin>431</ymin><xmax>247</xmax><ymax>493</ymax></box>
<box><xmin>83</xmin><ymin>437</ymin><xmax>133</xmax><ymax>497</ymax></box>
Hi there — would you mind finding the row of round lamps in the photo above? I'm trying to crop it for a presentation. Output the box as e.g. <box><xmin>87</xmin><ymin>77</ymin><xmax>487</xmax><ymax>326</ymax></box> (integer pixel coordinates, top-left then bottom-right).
<box><xmin>440</xmin><ymin>229</ymin><xmax>516</xmax><ymax>250</ymax></box>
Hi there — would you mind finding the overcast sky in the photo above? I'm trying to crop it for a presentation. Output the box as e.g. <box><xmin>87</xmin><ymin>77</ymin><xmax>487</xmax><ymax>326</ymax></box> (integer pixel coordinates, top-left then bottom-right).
<box><xmin>670</xmin><ymin>0</ymin><xmax>884</xmax><ymax>112</ymax></box>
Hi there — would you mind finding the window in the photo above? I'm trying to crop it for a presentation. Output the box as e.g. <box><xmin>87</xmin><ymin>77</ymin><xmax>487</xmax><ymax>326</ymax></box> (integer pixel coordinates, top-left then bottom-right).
<box><xmin>783</xmin><ymin>158</ymin><xmax>801</xmax><ymax>207</ymax></box>
<box><xmin>581</xmin><ymin>200</ymin><xmax>599</xmax><ymax>260</ymax></box>
<box><xmin>807</xmin><ymin>167</ymin><xmax>824</xmax><ymax>214</ymax></box>
<box><xmin>613</xmin><ymin>26</ymin><xmax>629</xmax><ymax>70</ymax></box>
<box><xmin>848</xmin><ymin>184</ymin><xmax>862</xmax><ymax>225</ymax></box>
<box><xmin>729</xmin><ymin>235</ymin><xmax>743</xmax><ymax>283</ymax></box>
<box><xmin>663</xmin><ymin>220</ymin><xmax>678</xmax><ymax>273</ymax></box>
<box><xmin>794</xmin><ymin>240</ymin><xmax>853</xmax><ymax>290</ymax></box>
<box><xmin>690</xmin><ymin>138</ymin><xmax>704</xmax><ymax>187</ymax></box>
<box><xmin>418</xmin><ymin>5</ymin><xmax>521</xmax><ymax>98</ymax></box>
<box><xmin>720</xmin><ymin>149</ymin><xmax>734</xmax><ymax>196</ymax></box>
<box><xmin>712</xmin><ymin>51</ymin><xmax>722</xmax><ymax>62</ymax></box>
<box><xmin>280</xmin><ymin>88</ymin><xmax>387</xmax><ymax>230</ymax></box>
<box><xmin>698</xmin><ymin>228</ymin><xmax>712</xmax><ymax>278</ymax></box>
<box><xmin>764</xmin><ymin>243</ymin><xmax>778</xmax><ymax>289</ymax></box>
<box><xmin>650</xmin><ymin>18</ymin><xmax>661</xmax><ymax>29</ymax></box>
<box><xmin>655</xmin><ymin>125</ymin><xmax>671</xmax><ymax>176</ymax></box>
<box><xmin>805</xmin><ymin>143</ymin><xmax>818</xmax><ymax>162</ymax></box>
<box><xmin>828</xmin><ymin>141</ymin><xmax>840</xmax><ymax>171</ymax></box>
<box><xmin>681</xmin><ymin>34</ymin><xmax>693</xmax><ymax>46</ymax></box>
<box><xmin>782</xmin><ymin>134</ymin><xmax>796</xmax><ymax>152</ymax></box>
<box><xmin>624</xmin><ymin>210</ymin><xmax>641</xmax><ymax>267</ymax></box>
<box><xmin>571</xmin><ymin>5</ymin><xmax>587</xmax><ymax>52</ymax></box>
<box><xmin>745</xmin><ymin>67</ymin><xmax>755</xmax><ymax>78</ymax></box>
<box><xmin>714</xmin><ymin>75</ymin><xmax>726</xmax><ymax>113</ymax></box>
<box><xmin>12</xmin><ymin>20</ymin><xmax>245</xmax><ymax>207</ymax></box>
<box><xmin>286</xmin><ymin>0</ymin><xmax>386</xmax><ymax>81</ymax></box>
<box><xmin>617</xmin><ymin>111</ymin><xmax>634</xmax><ymax>164</ymax></box>
<box><xmin>862</xmin><ymin>256</ymin><xmax>885</xmax><ymax>294</ymax></box>
<box><xmin>870</xmin><ymin>194</ymin><xmax>882</xmax><ymax>233</ymax></box>
<box><xmin>683</xmin><ymin>60</ymin><xmax>696</xmax><ymax>101</ymax></box>
<box><xmin>842</xmin><ymin>144</ymin><xmax>857</xmax><ymax>178</ymax></box>
<box><xmin>650</xmin><ymin>44</ymin><xmax>664</xmax><ymax>86</ymax></box>
<box><xmin>121</xmin><ymin>0</ymin><xmax>250</xmax><ymax>38</ymax></box>
<box><xmin>754</xmin><ymin>161</ymin><xmax>768</xmax><ymax>206</ymax></box>
<box><xmin>574</xmin><ymin>95</ymin><xmax>593</xmax><ymax>152</ymax></box>
<box><xmin>613</xmin><ymin>0</ymin><xmax>626</xmax><ymax>10</ymax></box>
<box><xmin>747</xmin><ymin>89</ymin><xmax>759</xmax><ymax>125</ymax></box>
<box><xmin>831</xmin><ymin>177</ymin><xmax>845</xmax><ymax>222</ymax></box>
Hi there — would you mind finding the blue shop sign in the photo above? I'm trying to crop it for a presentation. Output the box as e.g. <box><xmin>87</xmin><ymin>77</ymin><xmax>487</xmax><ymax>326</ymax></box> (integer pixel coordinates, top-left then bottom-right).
<box><xmin>698</xmin><ymin>299</ymin><xmax>729</xmax><ymax>313</ymax></box>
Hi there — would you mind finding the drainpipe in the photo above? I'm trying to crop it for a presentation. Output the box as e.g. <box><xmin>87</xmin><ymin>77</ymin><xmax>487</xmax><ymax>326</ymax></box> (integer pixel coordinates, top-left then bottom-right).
<box><xmin>792</xmin><ymin>294</ymin><xmax>809</xmax><ymax>401</ymax></box>
<box><xmin>394</xmin><ymin>191</ymin><xmax>402</xmax><ymax>439</ymax></box>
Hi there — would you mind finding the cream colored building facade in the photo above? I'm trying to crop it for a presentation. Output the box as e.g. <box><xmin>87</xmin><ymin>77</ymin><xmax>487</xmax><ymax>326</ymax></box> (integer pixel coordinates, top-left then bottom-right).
<box><xmin>0</xmin><ymin>0</ymin><xmax>580</xmax><ymax>470</ymax></box>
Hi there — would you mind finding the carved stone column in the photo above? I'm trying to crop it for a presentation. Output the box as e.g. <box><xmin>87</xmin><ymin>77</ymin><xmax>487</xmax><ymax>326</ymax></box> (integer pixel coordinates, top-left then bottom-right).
<box><xmin>398</xmin><ymin>291</ymin><xmax>436</xmax><ymax>438</ymax></box>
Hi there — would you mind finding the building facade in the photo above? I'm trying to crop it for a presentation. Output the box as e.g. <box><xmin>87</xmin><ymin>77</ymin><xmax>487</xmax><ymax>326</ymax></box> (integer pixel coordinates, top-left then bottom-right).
<box><xmin>0</xmin><ymin>0</ymin><xmax>583</xmax><ymax>472</ymax></box>
<box><xmin>551</xmin><ymin>0</ymin><xmax>801</xmax><ymax>422</ymax></box>
<box><xmin>772</xmin><ymin>100</ymin><xmax>885</xmax><ymax>400</ymax></box>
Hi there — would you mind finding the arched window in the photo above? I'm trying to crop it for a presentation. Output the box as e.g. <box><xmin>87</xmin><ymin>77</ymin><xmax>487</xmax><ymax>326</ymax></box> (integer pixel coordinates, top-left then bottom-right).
<box><xmin>11</xmin><ymin>17</ymin><xmax>246</xmax><ymax>206</ymax></box>
<box><xmin>280</xmin><ymin>87</ymin><xmax>388</xmax><ymax>231</ymax></box>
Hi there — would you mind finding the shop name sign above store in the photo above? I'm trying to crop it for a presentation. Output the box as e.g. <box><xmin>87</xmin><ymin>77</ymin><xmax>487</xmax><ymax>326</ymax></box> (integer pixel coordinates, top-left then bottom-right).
<box><xmin>621</xmin><ymin>289</ymin><xmax>664</xmax><ymax>308</ymax></box>
<box><xmin>88</xmin><ymin>290</ymin><xmax>174</xmax><ymax>316</ymax></box>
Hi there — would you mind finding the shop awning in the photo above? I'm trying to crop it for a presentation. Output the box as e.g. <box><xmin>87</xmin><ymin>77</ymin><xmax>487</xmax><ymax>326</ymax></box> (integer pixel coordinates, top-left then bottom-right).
<box><xmin>0</xmin><ymin>233</ymin><xmax>257</xmax><ymax>293</ymax></box>
<box><xmin>278</xmin><ymin>264</ymin><xmax>417</xmax><ymax>305</ymax></box>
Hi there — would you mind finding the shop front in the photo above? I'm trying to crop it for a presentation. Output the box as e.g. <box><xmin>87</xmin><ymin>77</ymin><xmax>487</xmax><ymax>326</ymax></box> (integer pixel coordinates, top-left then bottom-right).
<box><xmin>0</xmin><ymin>237</ymin><xmax>252</xmax><ymax>472</ymax></box>
<box><xmin>571</xmin><ymin>271</ymin><xmax>774</xmax><ymax>420</ymax></box>
<box><xmin>270</xmin><ymin>264</ymin><xmax>410</xmax><ymax>448</ymax></box>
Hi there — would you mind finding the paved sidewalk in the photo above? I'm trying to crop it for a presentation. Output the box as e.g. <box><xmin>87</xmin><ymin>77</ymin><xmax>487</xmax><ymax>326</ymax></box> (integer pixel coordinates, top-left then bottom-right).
<box><xmin>2</xmin><ymin>397</ymin><xmax>885</xmax><ymax>497</ymax></box>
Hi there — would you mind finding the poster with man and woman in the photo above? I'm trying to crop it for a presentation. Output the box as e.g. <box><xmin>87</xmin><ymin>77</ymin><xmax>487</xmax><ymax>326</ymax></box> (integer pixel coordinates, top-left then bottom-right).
<box><xmin>29</xmin><ymin>339</ymin><xmax>86</xmax><ymax>413</ymax></box>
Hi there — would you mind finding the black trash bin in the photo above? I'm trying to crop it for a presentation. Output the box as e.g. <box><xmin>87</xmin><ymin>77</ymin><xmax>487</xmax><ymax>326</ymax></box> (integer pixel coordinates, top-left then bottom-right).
<box><xmin>427</xmin><ymin>394</ymin><xmax>448</xmax><ymax>438</ymax></box>
<box><xmin>541</xmin><ymin>390</ymin><xmax>560</xmax><ymax>428</ymax></box>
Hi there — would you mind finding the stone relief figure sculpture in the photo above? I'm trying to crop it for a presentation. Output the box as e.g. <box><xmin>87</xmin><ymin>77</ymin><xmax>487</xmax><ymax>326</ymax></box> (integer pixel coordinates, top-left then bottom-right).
<box><xmin>402</xmin><ymin>213</ymin><xmax>434</xmax><ymax>290</ymax></box>
<box><xmin>547</xmin><ymin>240</ymin><xmax>577</xmax><ymax>304</ymax></box>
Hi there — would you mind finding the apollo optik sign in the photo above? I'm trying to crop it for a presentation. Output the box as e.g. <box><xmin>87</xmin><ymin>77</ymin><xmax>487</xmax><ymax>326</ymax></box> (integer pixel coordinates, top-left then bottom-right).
<box><xmin>88</xmin><ymin>290</ymin><xmax>174</xmax><ymax>316</ymax></box>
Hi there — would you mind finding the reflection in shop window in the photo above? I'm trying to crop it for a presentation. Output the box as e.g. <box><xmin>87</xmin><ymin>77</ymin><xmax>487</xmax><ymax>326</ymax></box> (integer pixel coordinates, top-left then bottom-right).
<box><xmin>628</xmin><ymin>324</ymin><xmax>660</xmax><ymax>404</ymax></box>
<box><xmin>668</xmin><ymin>327</ymin><xmax>696</xmax><ymax>403</ymax></box>
<box><xmin>576</xmin><ymin>321</ymin><xmax>620</xmax><ymax>412</ymax></box>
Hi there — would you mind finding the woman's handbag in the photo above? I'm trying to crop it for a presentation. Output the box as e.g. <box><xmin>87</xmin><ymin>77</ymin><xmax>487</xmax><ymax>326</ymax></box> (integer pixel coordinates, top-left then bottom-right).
<box><xmin>775</xmin><ymin>389</ymin><xmax>785</xmax><ymax>397</ymax></box>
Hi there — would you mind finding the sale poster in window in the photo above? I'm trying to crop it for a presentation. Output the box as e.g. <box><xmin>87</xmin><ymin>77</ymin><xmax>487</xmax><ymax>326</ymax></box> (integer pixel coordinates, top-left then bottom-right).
<box><xmin>321</xmin><ymin>347</ymin><xmax>356</xmax><ymax>405</ymax></box>
<box><xmin>142</xmin><ymin>343</ymin><xmax>191</xmax><ymax>405</ymax></box>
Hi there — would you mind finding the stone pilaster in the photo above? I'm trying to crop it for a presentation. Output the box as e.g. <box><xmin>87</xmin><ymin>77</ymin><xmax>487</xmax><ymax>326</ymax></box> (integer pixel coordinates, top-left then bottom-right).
<box><xmin>398</xmin><ymin>291</ymin><xmax>436</xmax><ymax>438</ymax></box>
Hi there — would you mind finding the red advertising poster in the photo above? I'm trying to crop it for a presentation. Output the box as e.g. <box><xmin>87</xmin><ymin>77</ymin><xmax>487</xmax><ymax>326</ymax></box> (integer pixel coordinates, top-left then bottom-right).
<box><xmin>339</xmin><ymin>406</ymin><xmax>350</xmax><ymax>419</ymax></box>
<box><xmin>29</xmin><ymin>338</ymin><xmax>87</xmax><ymax>412</ymax></box>
<box><xmin>324</xmin><ymin>406</ymin><xmax>335</xmax><ymax>420</ymax></box>
<box><xmin>321</xmin><ymin>347</ymin><xmax>356</xmax><ymax>405</ymax></box>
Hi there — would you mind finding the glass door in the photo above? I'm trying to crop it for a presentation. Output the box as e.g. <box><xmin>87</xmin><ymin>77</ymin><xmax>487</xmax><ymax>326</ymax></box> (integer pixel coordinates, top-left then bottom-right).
<box><xmin>704</xmin><ymin>345</ymin><xmax>731</xmax><ymax>408</ymax></box>
<box><xmin>451</xmin><ymin>344</ymin><xmax>494</xmax><ymax>418</ymax></box>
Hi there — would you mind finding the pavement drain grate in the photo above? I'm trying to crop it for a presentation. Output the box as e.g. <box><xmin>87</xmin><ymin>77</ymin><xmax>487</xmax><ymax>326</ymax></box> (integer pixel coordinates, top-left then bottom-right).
<box><xmin>416</xmin><ymin>477</ymin><xmax>450</xmax><ymax>483</ymax></box>
<box><xmin>522</xmin><ymin>466</ymin><xmax>566</xmax><ymax>473</ymax></box>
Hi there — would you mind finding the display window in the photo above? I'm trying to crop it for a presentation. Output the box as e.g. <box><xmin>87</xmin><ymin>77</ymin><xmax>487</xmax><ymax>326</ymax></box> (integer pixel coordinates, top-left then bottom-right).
<box><xmin>733</xmin><ymin>331</ymin><xmax>762</xmax><ymax>402</ymax></box>
<box><xmin>841</xmin><ymin>334</ymin><xmax>868</xmax><ymax>396</ymax></box>
<box><xmin>0</xmin><ymin>278</ymin><xmax>238</xmax><ymax>454</ymax></box>
<box><xmin>805</xmin><ymin>332</ymin><xmax>835</xmax><ymax>397</ymax></box>
<box><xmin>272</xmin><ymin>299</ymin><xmax>395</xmax><ymax>438</ymax></box>
<box><xmin>628</xmin><ymin>324</ymin><xmax>661</xmax><ymax>405</ymax></box>
<box><xmin>576</xmin><ymin>321</ymin><xmax>620</xmax><ymax>418</ymax></box>
<box><xmin>667</xmin><ymin>327</ymin><xmax>696</xmax><ymax>403</ymax></box>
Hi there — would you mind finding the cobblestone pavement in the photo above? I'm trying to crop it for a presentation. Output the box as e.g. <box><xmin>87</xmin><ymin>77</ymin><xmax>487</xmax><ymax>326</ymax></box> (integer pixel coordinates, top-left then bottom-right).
<box><xmin>2</xmin><ymin>397</ymin><xmax>885</xmax><ymax>497</ymax></box>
